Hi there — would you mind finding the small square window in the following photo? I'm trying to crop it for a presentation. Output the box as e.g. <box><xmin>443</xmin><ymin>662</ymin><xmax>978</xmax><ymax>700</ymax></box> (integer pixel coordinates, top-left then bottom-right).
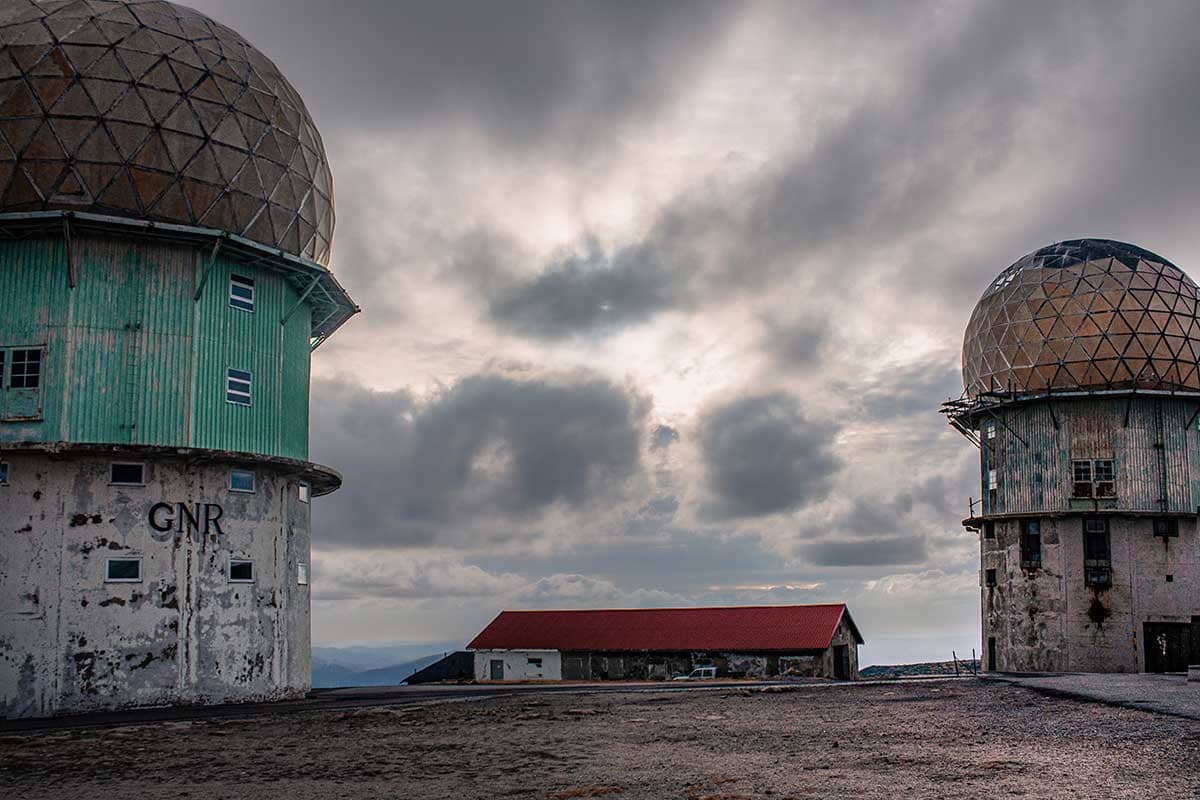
<box><xmin>527</xmin><ymin>657</ymin><xmax>543</xmax><ymax>667</ymax></box>
<box><xmin>0</xmin><ymin>462</ymin><xmax>8</xmax><ymax>485</ymax></box>
<box><xmin>226</xmin><ymin>368</ymin><xmax>252</xmax><ymax>406</ymax></box>
<box><xmin>228</xmin><ymin>559</ymin><xmax>254</xmax><ymax>583</ymax></box>
<box><xmin>1152</xmin><ymin>518</ymin><xmax>1178</xmax><ymax>537</ymax></box>
<box><xmin>298</xmin><ymin>482</ymin><xmax>310</xmax><ymax>503</ymax></box>
<box><xmin>1093</xmin><ymin>460</ymin><xmax>1114</xmax><ymax>482</ymax></box>
<box><xmin>230</xmin><ymin>469</ymin><xmax>256</xmax><ymax>493</ymax></box>
<box><xmin>1166</xmin><ymin>574</ymin><xmax>1174</xmax><ymax>583</ymax></box>
<box><xmin>985</xmin><ymin>568</ymin><xmax>998</xmax><ymax>587</ymax></box>
<box><xmin>297</xmin><ymin>562</ymin><xmax>309</xmax><ymax>586</ymax></box>
<box><xmin>986</xmin><ymin>421</ymin><xmax>996</xmax><ymax>440</ymax></box>
<box><xmin>987</xmin><ymin>469</ymin><xmax>997</xmax><ymax>490</ymax></box>
<box><xmin>110</xmin><ymin>462</ymin><xmax>145</xmax><ymax>485</ymax></box>
<box><xmin>229</xmin><ymin>275</ymin><xmax>255</xmax><ymax>312</ymax></box>
<box><xmin>106</xmin><ymin>558</ymin><xmax>142</xmax><ymax>583</ymax></box>
<box><xmin>9</xmin><ymin>348</ymin><xmax>41</xmax><ymax>389</ymax></box>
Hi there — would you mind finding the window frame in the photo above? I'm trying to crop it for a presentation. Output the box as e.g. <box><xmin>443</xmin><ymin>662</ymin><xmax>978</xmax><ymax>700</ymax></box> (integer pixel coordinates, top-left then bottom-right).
<box><xmin>109</xmin><ymin>462</ymin><xmax>146</xmax><ymax>486</ymax></box>
<box><xmin>297</xmin><ymin>561</ymin><xmax>309</xmax><ymax>586</ymax></box>
<box><xmin>0</xmin><ymin>462</ymin><xmax>8</xmax><ymax>485</ymax></box>
<box><xmin>298</xmin><ymin>482</ymin><xmax>310</xmax><ymax>503</ymax></box>
<box><xmin>105</xmin><ymin>557</ymin><xmax>143</xmax><ymax>583</ymax></box>
<box><xmin>226</xmin><ymin>368</ymin><xmax>253</xmax><ymax>406</ymax></box>
<box><xmin>229</xmin><ymin>274</ymin><xmax>256</xmax><ymax>313</ymax></box>
<box><xmin>985</xmin><ymin>568</ymin><xmax>998</xmax><ymax>587</ymax></box>
<box><xmin>228</xmin><ymin>559</ymin><xmax>255</xmax><ymax>584</ymax></box>
<box><xmin>983</xmin><ymin>521</ymin><xmax>995</xmax><ymax>540</ymax></box>
<box><xmin>229</xmin><ymin>469</ymin><xmax>256</xmax><ymax>494</ymax></box>
<box><xmin>1152</xmin><ymin>517</ymin><xmax>1179</xmax><ymax>538</ymax></box>
<box><xmin>7</xmin><ymin>347</ymin><xmax>42</xmax><ymax>389</ymax></box>
<box><xmin>1083</xmin><ymin>517</ymin><xmax>1112</xmax><ymax>588</ymax></box>
<box><xmin>1019</xmin><ymin>519</ymin><xmax>1042</xmax><ymax>571</ymax></box>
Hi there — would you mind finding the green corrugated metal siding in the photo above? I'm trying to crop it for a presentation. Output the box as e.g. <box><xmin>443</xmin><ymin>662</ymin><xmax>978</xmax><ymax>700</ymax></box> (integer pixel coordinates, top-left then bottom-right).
<box><xmin>0</xmin><ymin>235</ymin><xmax>311</xmax><ymax>460</ymax></box>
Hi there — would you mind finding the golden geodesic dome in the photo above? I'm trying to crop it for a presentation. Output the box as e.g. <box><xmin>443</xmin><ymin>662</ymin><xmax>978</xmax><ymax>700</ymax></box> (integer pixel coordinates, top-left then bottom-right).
<box><xmin>0</xmin><ymin>0</ymin><xmax>334</xmax><ymax>264</ymax></box>
<box><xmin>962</xmin><ymin>239</ymin><xmax>1200</xmax><ymax>399</ymax></box>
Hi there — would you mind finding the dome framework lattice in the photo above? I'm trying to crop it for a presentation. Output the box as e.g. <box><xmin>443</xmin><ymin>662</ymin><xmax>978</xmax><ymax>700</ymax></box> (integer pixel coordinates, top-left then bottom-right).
<box><xmin>0</xmin><ymin>0</ymin><xmax>334</xmax><ymax>264</ymax></box>
<box><xmin>963</xmin><ymin>239</ymin><xmax>1200</xmax><ymax>399</ymax></box>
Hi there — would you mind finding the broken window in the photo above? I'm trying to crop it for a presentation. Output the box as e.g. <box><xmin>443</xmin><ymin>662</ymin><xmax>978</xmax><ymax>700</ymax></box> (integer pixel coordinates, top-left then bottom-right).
<box><xmin>109</xmin><ymin>462</ymin><xmax>145</xmax><ymax>486</ymax></box>
<box><xmin>1</xmin><ymin>347</ymin><xmax>45</xmax><ymax>421</ymax></box>
<box><xmin>228</xmin><ymin>559</ymin><xmax>254</xmax><ymax>583</ymax></box>
<box><xmin>1073</xmin><ymin>459</ymin><xmax>1115</xmax><ymax>498</ymax></box>
<box><xmin>1083</xmin><ymin>518</ymin><xmax>1112</xmax><ymax>588</ymax></box>
<box><xmin>226</xmin><ymin>368</ymin><xmax>252</xmax><ymax>406</ymax></box>
<box><xmin>106</xmin><ymin>558</ymin><xmax>142</xmax><ymax>583</ymax></box>
<box><xmin>985</xmin><ymin>568</ymin><xmax>998</xmax><ymax>587</ymax></box>
<box><xmin>1020</xmin><ymin>519</ymin><xmax>1042</xmax><ymax>571</ymax></box>
<box><xmin>1153</xmin><ymin>518</ymin><xmax>1178</xmax><ymax>538</ymax></box>
<box><xmin>229</xmin><ymin>274</ymin><xmax>255</xmax><ymax>312</ymax></box>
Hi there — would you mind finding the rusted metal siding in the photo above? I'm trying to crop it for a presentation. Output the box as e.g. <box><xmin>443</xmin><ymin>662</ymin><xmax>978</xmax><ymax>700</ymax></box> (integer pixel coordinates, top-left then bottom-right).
<box><xmin>0</xmin><ymin>235</ymin><xmax>311</xmax><ymax>460</ymax></box>
<box><xmin>983</xmin><ymin>397</ymin><xmax>1198</xmax><ymax>515</ymax></box>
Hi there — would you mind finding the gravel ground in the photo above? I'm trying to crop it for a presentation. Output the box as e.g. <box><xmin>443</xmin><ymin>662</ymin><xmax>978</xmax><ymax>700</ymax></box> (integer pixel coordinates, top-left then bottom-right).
<box><xmin>1</xmin><ymin>679</ymin><xmax>1198</xmax><ymax>799</ymax></box>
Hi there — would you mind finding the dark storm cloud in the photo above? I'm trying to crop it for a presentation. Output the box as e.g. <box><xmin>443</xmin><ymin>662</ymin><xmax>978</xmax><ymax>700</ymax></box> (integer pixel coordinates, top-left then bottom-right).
<box><xmin>762</xmin><ymin>316</ymin><xmax>833</xmax><ymax>369</ymax></box>
<box><xmin>310</xmin><ymin>372</ymin><xmax>648</xmax><ymax>547</ymax></box>
<box><xmin>855</xmin><ymin>357</ymin><xmax>965</xmax><ymax>421</ymax></box>
<box><xmin>803</xmin><ymin>535</ymin><xmax>929</xmax><ymax>568</ymax></box>
<box><xmin>489</xmin><ymin>244</ymin><xmax>677</xmax><ymax>339</ymax></box>
<box><xmin>190</xmin><ymin>0</ymin><xmax>733</xmax><ymax>150</ymax></box>
<box><xmin>465</xmin><ymin>0</ymin><xmax>1159</xmax><ymax>340</ymax></box>
<box><xmin>699</xmin><ymin>393</ymin><xmax>840</xmax><ymax>519</ymax></box>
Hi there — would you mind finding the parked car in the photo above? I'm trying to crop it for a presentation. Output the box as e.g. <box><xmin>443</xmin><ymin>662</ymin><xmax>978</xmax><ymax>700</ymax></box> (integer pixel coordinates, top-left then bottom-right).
<box><xmin>672</xmin><ymin>666</ymin><xmax>717</xmax><ymax>680</ymax></box>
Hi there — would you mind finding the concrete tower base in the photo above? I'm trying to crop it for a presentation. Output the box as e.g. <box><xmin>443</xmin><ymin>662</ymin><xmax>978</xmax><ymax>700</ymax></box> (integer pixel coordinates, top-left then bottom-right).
<box><xmin>0</xmin><ymin>446</ymin><xmax>330</xmax><ymax>719</ymax></box>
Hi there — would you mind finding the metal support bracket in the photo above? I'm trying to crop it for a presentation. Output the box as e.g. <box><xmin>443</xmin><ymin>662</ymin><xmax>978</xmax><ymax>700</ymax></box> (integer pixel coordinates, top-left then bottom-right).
<box><xmin>280</xmin><ymin>275</ymin><xmax>321</xmax><ymax>327</ymax></box>
<box><xmin>984</xmin><ymin>408</ymin><xmax>1028</xmax><ymax>447</ymax></box>
<box><xmin>193</xmin><ymin>236</ymin><xmax>224</xmax><ymax>301</ymax></box>
<box><xmin>1185</xmin><ymin>403</ymin><xmax>1200</xmax><ymax>431</ymax></box>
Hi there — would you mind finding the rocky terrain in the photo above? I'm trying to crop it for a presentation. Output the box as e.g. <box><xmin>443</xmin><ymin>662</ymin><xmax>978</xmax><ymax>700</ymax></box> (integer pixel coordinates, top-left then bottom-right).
<box><xmin>1</xmin><ymin>679</ymin><xmax>1197</xmax><ymax>799</ymax></box>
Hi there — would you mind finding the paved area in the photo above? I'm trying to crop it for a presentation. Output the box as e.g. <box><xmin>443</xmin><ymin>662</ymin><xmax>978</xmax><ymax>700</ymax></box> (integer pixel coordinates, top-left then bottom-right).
<box><xmin>2</xmin><ymin>679</ymin><xmax>1197</xmax><ymax>799</ymax></box>
<box><xmin>989</xmin><ymin>672</ymin><xmax>1200</xmax><ymax>720</ymax></box>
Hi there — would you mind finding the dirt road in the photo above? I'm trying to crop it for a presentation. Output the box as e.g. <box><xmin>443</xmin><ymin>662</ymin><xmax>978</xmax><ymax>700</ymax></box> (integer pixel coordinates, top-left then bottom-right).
<box><xmin>1</xmin><ymin>679</ymin><xmax>1197</xmax><ymax>799</ymax></box>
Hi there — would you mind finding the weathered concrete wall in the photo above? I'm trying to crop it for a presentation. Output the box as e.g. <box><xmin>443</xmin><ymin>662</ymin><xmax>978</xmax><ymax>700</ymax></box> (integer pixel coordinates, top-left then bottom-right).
<box><xmin>0</xmin><ymin>451</ymin><xmax>311</xmax><ymax>718</ymax></box>
<box><xmin>981</xmin><ymin>516</ymin><xmax>1200</xmax><ymax>672</ymax></box>
<box><xmin>473</xmin><ymin>650</ymin><xmax>561</xmax><ymax>681</ymax></box>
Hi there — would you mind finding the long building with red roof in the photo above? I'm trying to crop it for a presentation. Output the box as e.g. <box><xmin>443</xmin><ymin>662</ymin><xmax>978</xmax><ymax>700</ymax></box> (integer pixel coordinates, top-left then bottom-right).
<box><xmin>463</xmin><ymin>604</ymin><xmax>864</xmax><ymax>682</ymax></box>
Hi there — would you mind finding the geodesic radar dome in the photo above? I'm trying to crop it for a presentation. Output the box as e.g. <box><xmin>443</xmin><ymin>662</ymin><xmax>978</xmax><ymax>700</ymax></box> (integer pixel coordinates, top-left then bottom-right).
<box><xmin>0</xmin><ymin>0</ymin><xmax>334</xmax><ymax>264</ymax></box>
<box><xmin>962</xmin><ymin>239</ymin><xmax>1200</xmax><ymax>398</ymax></box>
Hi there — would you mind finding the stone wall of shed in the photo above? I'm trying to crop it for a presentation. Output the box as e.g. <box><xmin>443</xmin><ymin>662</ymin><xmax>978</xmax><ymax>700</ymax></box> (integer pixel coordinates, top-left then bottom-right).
<box><xmin>0</xmin><ymin>451</ymin><xmax>311</xmax><ymax>718</ymax></box>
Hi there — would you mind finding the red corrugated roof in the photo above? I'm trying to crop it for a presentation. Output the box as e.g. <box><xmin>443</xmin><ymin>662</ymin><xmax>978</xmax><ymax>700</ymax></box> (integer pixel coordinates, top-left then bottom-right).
<box><xmin>467</xmin><ymin>604</ymin><xmax>862</xmax><ymax>652</ymax></box>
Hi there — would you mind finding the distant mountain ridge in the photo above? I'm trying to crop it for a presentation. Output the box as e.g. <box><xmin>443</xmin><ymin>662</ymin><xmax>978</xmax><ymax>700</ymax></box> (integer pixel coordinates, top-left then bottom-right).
<box><xmin>311</xmin><ymin>641</ymin><xmax>462</xmax><ymax>688</ymax></box>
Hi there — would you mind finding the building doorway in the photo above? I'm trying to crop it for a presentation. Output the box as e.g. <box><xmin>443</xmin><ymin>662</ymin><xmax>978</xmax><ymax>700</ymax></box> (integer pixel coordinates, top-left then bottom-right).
<box><xmin>833</xmin><ymin>645</ymin><xmax>850</xmax><ymax>679</ymax></box>
<box><xmin>489</xmin><ymin>659</ymin><xmax>504</xmax><ymax>680</ymax></box>
<box><xmin>987</xmin><ymin>637</ymin><xmax>997</xmax><ymax>672</ymax></box>
<box><xmin>1144</xmin><ymin>623</ymin><xmax>1190</xmax><ymax>673</ymax></box>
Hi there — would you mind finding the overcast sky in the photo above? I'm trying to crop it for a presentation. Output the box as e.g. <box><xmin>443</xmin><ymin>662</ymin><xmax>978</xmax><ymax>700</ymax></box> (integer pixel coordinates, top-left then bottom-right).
<box><xmin>191</xmin><ymin>0</ymin><xmax>1200</xmax><ymax>665</ymax></box>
